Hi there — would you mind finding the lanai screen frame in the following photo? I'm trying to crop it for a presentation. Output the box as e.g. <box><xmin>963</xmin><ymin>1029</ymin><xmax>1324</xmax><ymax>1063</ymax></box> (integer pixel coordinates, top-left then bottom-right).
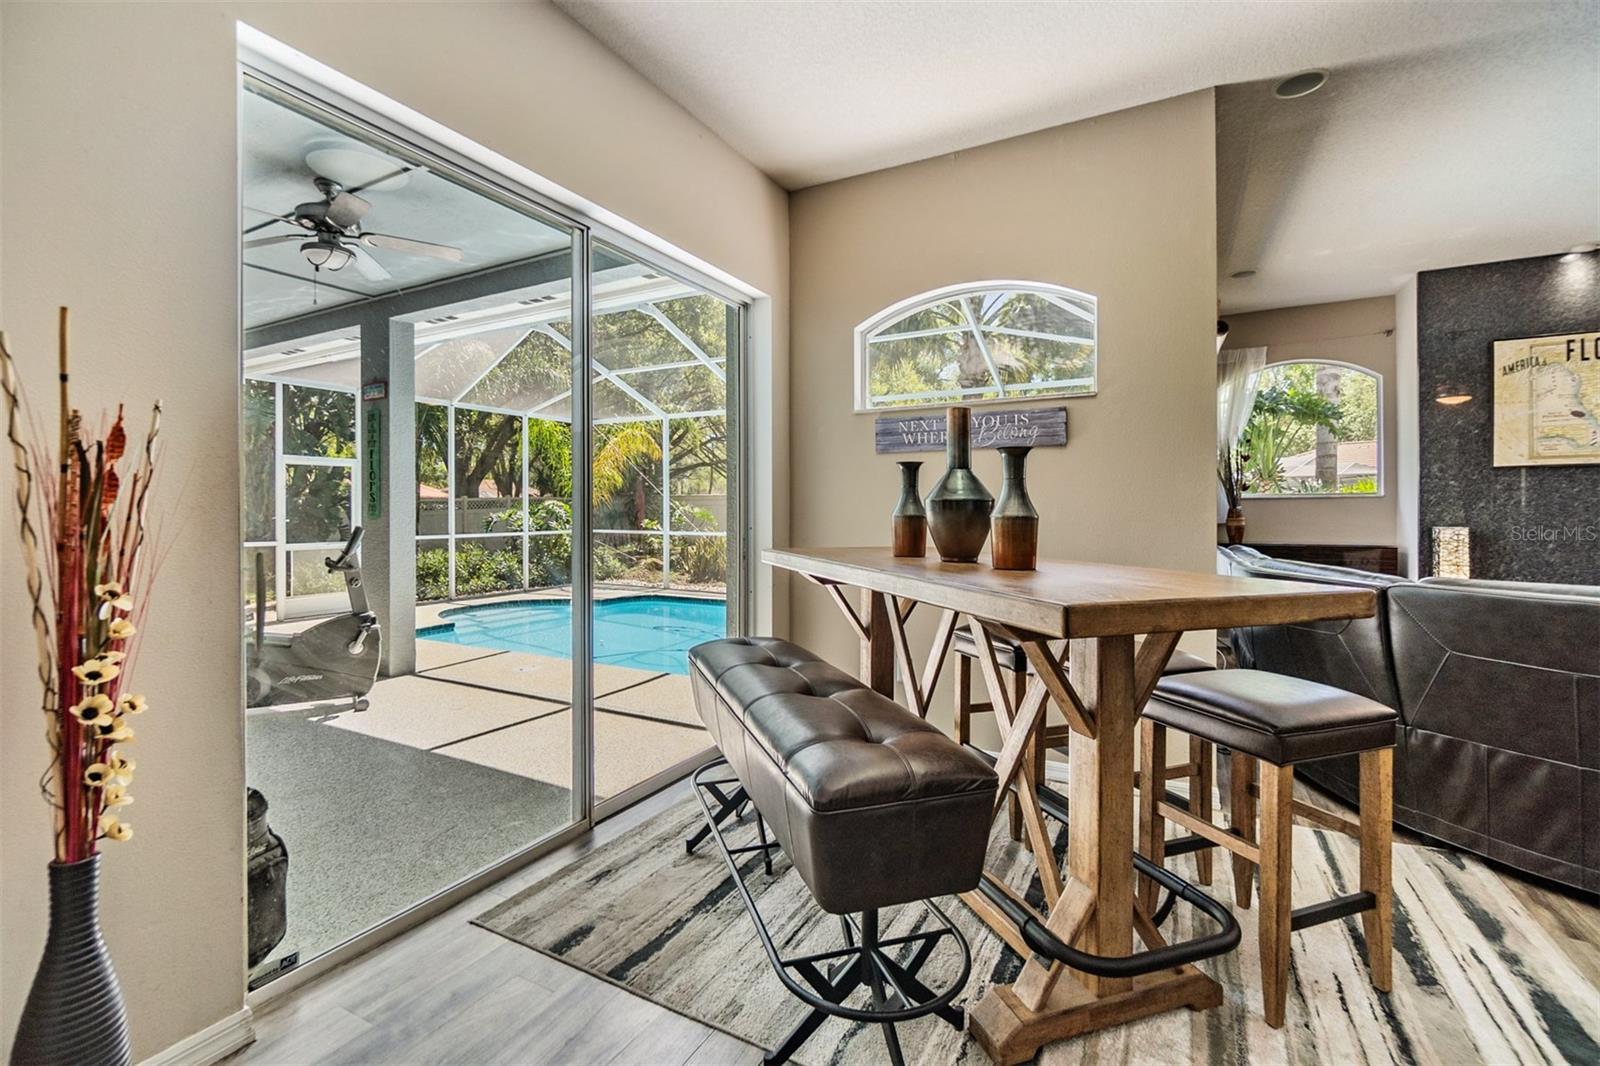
<box><xmin>407</xmin><ymin>283</ymin><xmax>737</xmax><ymax>601</ymax></box>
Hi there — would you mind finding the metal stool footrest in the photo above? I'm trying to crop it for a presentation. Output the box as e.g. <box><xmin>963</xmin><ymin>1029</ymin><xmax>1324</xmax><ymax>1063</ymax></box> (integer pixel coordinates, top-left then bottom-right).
<box><xmin>691</xmin><ymin>760</ymin><xmax>972</xmax><ymax>1066</ymax></box>
<box><xmin>965</xmin><ymin>746</ymin><xmax>1241</xmax><ymax>970</ymax></box>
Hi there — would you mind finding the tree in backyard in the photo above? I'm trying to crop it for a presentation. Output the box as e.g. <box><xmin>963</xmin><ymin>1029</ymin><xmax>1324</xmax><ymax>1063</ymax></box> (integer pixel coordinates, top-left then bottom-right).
<box><xmin>1241</xmin><ymin>376</ymin><xmax>1342</xmax><ymax>493</ymax></box>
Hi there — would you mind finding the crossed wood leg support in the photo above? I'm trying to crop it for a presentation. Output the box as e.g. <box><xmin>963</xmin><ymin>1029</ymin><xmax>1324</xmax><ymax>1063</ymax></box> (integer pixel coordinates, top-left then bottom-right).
<box><xmin>951</xmin><ymin>623</ymin><xmax>1221</xmax><ymax>1065</ymax></box>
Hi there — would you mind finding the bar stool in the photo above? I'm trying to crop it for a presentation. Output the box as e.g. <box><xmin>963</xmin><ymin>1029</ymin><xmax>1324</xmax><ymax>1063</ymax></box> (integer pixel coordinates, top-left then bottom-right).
<box><xmin>1139</xmin><ymin>669</ymin><xmax>1397</xmax><ymax>1029</ymax></box>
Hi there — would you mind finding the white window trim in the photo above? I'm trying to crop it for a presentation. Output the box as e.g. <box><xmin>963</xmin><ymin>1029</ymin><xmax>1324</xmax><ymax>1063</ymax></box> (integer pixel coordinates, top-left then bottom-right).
<box><xmin>1241</xmin><ymin>358</ymin><xmax>1386</xmax><ymax>500</ymax></box>
<box><xmin>853</xmin><ymin>280</ymin><xmax>1098</xmax><ymax>413</ymax></box>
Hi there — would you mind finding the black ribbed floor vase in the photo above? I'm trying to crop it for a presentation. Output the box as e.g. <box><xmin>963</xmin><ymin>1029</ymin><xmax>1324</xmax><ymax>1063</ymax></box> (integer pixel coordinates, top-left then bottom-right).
<box><xmin>11</xmin><ymin>857</ymin><xmax>132</xmax><ymax>1066</ymax></box>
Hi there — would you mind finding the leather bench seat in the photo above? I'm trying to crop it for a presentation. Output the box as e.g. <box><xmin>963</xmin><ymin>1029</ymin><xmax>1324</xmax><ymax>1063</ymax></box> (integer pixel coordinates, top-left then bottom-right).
<box><xmin>1149</xmin><ymin>669</ymin><xmax>1398</xmax><ymax>766</ymax></box>
<box><xmin>950</xmin><ymin>628</ymin><xmax>1215</xmax><ymax>676</ymax></box>
<box><xmin>689</xmin><ymin>637</ymin><xmax>997</xmax><ymax>914</ymax></box>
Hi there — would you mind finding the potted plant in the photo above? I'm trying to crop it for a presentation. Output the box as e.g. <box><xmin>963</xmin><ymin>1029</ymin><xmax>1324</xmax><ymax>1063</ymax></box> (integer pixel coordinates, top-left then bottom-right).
<box><xmin>2</xmin><ymin>311</ymin><xmax>162</xmax><ymax>1066</ymax></box>
<box><xmin>1218</xmin><ymin>444</ymin><xmax>1249</xmax><ymax>546</ymax></box>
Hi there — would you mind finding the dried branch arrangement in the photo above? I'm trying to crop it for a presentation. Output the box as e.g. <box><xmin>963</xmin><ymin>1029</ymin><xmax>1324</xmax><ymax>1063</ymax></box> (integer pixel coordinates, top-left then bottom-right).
<box><xmin>1</xmin><ymin>309</ymin><xmax>162</xmax><ymax>862</ymax></box>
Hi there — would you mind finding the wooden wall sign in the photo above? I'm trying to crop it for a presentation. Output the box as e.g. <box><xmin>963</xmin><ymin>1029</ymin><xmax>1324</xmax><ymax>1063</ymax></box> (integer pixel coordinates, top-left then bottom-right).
<box><xmin>874</xmin><ymin>407</ymin><xmax>1067</xmax><ymax>454</ymax></box>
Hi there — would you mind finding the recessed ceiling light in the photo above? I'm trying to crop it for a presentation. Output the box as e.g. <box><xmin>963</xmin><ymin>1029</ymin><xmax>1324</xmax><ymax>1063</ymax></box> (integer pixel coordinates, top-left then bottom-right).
<box><xmin>1274</xmin><ymin>69</ymin><xmax>1329</xmax><ymax>100</ymax></box>
<box><xmin>1561</xmin><ymin>242</ymin><xmax>1598</xmax><ymax>262</ymax></box>
<box><xmin>1229</xmin><ymin>270</ymin><xmax>1257</xmax><ymax>280</ymax></box>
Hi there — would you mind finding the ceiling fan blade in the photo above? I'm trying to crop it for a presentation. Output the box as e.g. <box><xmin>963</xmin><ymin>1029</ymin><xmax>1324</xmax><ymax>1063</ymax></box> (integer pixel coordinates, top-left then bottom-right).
<box><xmin>242</xmin><ymin>211</ymin><xmax>300</xmax><ymax>236</ymax></box>
<box><xmin>324</xmin><ymin>190</ymin><xmax>372</xmax><ymax>230</ymax></box>
<box><xmin>360</xmin><ymin>232</ymin><xmax>464</xmax><ymax>262</ymax></box>
<box><xmin>243</xmin><ymin>234</ymin><xmax>305</xmax><ymax>250</ymax></box>
<box><xmin>349</xmin><ymin>246</ymin><xmax>393</xmax><ymax>283</ymax></box>
<box><xmin>346</xmin><ymin>164</ymin><xmax>426</xmax><ymax>196</ymax></box>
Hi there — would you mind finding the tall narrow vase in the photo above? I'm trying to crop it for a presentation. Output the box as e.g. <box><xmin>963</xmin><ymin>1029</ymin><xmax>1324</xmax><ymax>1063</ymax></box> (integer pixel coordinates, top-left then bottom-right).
<box><xmin>11</xmin><ymin>857</ymin><xmax>131</xmax><ymax>1066</ymax></box>
<box><xmin>924</xmin><ymin>406</ymin><xmax>993</xmax><ymax>563</ymax></box>
<box><xmin>991</xmin><ymin>446</ymin><xmax>1039</xmax><ymax>571</ymax></box>
<box><xmin>891</xmin><ymin>461</ymin><xmax>927</xmax><ymax>558</ymax></box>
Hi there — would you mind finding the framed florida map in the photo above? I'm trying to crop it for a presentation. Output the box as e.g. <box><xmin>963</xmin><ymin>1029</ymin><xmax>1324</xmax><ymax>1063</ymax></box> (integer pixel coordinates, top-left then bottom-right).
<box><xmin>1492</xmin><ymin>331</ymin><xmax>1600</xmax><ymax>467</ymax></box>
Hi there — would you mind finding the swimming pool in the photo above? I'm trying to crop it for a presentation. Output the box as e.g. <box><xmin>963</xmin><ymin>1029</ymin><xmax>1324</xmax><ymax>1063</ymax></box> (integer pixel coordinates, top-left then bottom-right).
<box><xmin>418</xmin><ymin>595</ymin><xmax>726</xmax><ymax>675</ymax></box>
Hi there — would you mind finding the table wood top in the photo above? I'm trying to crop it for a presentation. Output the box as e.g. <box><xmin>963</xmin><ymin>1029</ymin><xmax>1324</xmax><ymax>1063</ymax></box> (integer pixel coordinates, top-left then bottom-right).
<box><xmin>765</xmin><ymin>546</ymin><xmax>1376</xmax><ymax>638</ymax></box>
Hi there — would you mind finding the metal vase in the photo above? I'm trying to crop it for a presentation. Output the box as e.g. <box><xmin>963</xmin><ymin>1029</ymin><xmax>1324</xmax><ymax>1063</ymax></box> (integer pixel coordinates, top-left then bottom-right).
<box><xmin>991</xmin><ymin>446</ymin><xmax>1039</xmax><ymax>571</ymax></box>
<box><xmin>924</xmin><ymin>407</ymin><xmax>993</xmax><ymax>563</ymax></box>
<box><xmin>11</xmin><ymin>856</ymin><xmax>131</xmax><ymax>1066</ymax></box>
<box><xmin>891</xmin><ymin>461</ymin><xmax>927</xmax><ymax>558</ymax></box>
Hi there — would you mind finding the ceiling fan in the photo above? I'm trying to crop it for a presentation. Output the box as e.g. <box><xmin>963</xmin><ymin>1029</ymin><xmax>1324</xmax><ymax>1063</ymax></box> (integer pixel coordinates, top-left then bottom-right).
<box><xmin>244</xmin><ymin>176</ymin><xmax>464</xmax><ymax>283</ymax></box>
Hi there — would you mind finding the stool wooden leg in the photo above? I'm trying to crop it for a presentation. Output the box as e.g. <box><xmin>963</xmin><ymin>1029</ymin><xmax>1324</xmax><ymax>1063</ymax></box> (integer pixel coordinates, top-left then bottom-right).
<box><xmin>1189</xmin><ymin>737</ymin><xmax>1214</xmax><ymax>885</ymax></box>
<box><xmin>955</xmin><ymin>656</ymin><xmax>973</xmax><ymax>745</ymax></box>
<box><xmin>1138</xmin><ymin>719</ymin><xmax>1167</xmax><ymax>913</ymax></box>
<box><xmin>1228</xmin><ymin>750</ymin><xmax>1256</xmax><ymax>909</ymax></box>
<box><xmin>1258</xmin><ymin>762</ymin><xmax>1294</xmax><ymax>1030</ymax></box>
<box><xmin>1007</xmin><ymin>667</ymin><xmax>1028</xmax><ymax>842</ymax></box>
<box><xmin>1360</xmin><ymin>747</ymin><xmax>1394</xmax><ymax>994</ymax></box>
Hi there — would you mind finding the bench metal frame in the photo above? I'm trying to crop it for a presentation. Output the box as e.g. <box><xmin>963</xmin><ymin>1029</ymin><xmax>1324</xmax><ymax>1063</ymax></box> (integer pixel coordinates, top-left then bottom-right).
<box><xmin>690</xmin><ymin>760</ymin><xmax>972</xmax><ymax>1066</ymax></box>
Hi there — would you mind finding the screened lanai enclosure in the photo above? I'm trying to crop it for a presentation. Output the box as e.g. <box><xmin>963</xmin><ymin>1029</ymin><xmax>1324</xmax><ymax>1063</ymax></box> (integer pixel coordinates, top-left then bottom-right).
<box><xmin>239</xmin><ymin>75</ymin><xmax>740</xmax><ymax>987</ymax></box>
<box><xmin>245</xmin><ymin>263</ymin><xmax>736</xmax><ymax>612</ymax></box>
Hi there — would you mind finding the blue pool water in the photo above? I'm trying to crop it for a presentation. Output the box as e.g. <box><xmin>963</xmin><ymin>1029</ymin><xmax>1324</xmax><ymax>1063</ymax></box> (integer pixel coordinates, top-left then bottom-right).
<box><xmin>418</xmin><ymin>595</ymin><xmax>726</xmax><ymax>675</ymax></box>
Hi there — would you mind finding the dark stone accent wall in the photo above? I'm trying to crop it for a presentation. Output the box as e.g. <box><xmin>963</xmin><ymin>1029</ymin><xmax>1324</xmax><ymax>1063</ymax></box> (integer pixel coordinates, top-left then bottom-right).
<box><xmin>1418</xmin><ymin>253</ymin><xmax>1600</xmax><ymax>582</ymax></box>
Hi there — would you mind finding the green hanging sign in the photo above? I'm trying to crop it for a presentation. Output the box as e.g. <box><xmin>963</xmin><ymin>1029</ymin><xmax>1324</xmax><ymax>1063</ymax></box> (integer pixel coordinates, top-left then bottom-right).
<box><xmin>365</xmin><ymin>406</ymin><xmax>382</xmax><ymax>520</ymax></box>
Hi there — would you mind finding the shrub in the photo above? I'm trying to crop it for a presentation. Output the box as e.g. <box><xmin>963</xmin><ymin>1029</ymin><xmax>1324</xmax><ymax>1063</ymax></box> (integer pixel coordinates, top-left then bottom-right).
<box><xmin>453</xmin><ymin>541</ymin><xmax>521</xmax><ymax>597</ymax></box>
<box><xmin>416</xmin><ymin>545</ymin><xmax>449</xmax><ymax>602</ymax></box>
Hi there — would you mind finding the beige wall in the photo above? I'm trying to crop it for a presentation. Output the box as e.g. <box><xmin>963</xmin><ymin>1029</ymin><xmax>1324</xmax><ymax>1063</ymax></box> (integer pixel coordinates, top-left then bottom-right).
<box><xmin>788</xmin><ymin>91</ymin><xmax>1219</xmax><ymax>739</ymax></box>
<box><xmin>0</xmin><ymin>3</ymin><xmax>787</xmax><ymax>1059</ymax></box>
<box><xmin>1394</xmin><ymin>279</ymin><xmax>1421</xmax><ymax>576</ymax></box>
<box><xmin>1222</xmin><ymin>296</ymin><xmax>1398</xmax><ymax>548</ymax></box>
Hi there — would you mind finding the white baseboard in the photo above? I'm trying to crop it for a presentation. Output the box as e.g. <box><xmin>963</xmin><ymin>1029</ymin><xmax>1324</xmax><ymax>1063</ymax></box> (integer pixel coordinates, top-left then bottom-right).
<box><xmin>138</xmin><ymin>1007</ymin><xmax>255</xmax><ymax>1066</ymax></box>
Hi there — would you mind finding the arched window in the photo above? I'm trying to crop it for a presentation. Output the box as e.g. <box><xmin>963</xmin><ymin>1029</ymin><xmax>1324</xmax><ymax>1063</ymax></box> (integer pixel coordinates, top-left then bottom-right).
<box><xmin>855</xmin><ymin>281</ymin><xmax>1097</xmax><ymax>411</ymax></box>
<box><xmin>1241</xmin><ymin>360</ymin><xmax>1383</xmax><ymax>497</ymax></box>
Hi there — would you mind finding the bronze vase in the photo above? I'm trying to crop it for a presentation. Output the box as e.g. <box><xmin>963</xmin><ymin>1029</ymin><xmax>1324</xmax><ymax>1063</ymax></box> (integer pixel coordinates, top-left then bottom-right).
<box><xmin>891</xmin><ymin>461</ymin><xmax>927</xmax><ymax>558</ymax></box>
<box><xmin>991</xmin><ymin>446</ymin><xmax>1038</xmax><ymax>570</ymax></box>
<box><xmin>1225</xmin><ymin>507</ymin><xmax>1246</xmax><ymax>546</ymax></box>
<box><xmin>925</xmin><ymin>407</ymin><xmax>993</xmax><ymax>563</ymax></box>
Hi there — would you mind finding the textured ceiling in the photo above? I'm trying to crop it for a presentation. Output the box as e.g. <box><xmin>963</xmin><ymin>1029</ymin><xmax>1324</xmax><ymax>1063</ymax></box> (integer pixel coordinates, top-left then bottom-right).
<box><xmin>557</xmin><ymin>0</ymin><xmax>1598</xmax><ymax>311</ymax></box>
<box><xmin>555</xmin><ymin>0</ymin><xmax>1593</xmax><ymax>190</ymax></box>
<box><xmin>1217</xmin><ymin>27</ymin><xmax>1599</xmax><ymax>312</ymax></box>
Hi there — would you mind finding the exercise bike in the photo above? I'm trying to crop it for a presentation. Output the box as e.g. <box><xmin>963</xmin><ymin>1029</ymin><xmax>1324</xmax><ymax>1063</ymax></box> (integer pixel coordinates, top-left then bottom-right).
<box><xmin>246</xmin><ymin>527</ymin><xmax>380</xmax><ymax>714</ymax></box>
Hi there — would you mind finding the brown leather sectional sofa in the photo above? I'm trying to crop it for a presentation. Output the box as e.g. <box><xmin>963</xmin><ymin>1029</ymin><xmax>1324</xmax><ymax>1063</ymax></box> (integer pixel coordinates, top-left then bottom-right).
<box><xmin>1219</xmin><ymin>546</ymin><xmax>1600</xmax><ymax>894</ymax></box>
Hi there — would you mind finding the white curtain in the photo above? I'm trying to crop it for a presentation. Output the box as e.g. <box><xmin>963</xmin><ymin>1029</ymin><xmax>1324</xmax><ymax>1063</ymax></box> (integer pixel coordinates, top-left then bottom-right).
<box><xmin>1216</xmin><ymin>346</ymin><xmax>1267</xmax><ymax>518</ymax></box>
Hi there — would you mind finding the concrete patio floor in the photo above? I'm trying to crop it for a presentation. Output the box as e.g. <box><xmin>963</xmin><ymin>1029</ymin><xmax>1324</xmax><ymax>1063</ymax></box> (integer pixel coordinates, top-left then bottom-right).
<box><xmin>247</xmin><ymin>614</ymin><xmax>711</xmax><ymax>986</ymax></box>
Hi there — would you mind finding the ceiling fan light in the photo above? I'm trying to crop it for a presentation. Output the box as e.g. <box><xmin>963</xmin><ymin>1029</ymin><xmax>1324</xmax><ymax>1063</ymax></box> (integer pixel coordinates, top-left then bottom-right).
<box><xmin>301</xmin><ymin>240</ymin><xmax>354</xmax><ymax>272</ymax></box>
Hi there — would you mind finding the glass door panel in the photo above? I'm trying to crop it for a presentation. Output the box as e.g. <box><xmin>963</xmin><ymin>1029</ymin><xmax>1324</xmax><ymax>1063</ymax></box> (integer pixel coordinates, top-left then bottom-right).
<box><xmin>240</xmin><ymin>74</ymin><xmax>582</xmax><ymax>986</ymax></box>
<box><xmin>589</xmin><ymin>243</ymin><xmax>740</xmax><ymax>807</ymax></box>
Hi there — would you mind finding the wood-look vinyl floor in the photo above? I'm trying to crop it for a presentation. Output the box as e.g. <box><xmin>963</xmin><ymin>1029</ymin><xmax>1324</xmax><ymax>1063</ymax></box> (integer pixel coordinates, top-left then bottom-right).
<box><xmin>230</xmin><ymin>781</ymin><xmax>762</xmax><ymax>1066</ymax></box>
<box><xmin>230</xmin><ymin>774</ymin><xmax>1598</xmax><ymax>1066</ymax></box>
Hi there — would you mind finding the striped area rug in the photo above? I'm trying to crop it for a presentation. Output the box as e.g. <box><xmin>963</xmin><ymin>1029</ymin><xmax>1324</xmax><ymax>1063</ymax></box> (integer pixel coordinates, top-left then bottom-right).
<box><xmin>475</xmin><ymin>800</ymin><xmax>1600</xmax><ymax>1064</ymax></box>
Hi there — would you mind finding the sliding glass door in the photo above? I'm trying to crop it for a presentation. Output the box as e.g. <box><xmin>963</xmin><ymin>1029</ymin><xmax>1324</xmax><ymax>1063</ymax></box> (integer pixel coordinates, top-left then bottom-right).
<box><xmin>240</xmin><ymin>70</ymin><xmax>746</xmax><ymax>988</ymax></box>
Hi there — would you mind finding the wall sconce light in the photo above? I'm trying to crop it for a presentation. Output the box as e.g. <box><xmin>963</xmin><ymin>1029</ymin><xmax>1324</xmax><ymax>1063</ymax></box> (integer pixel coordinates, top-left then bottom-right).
<box><xmin>1434</xmin><ymin>382</ymin><xmax>1473</xmax><ymax>405</ymax></box>
<box><xmin>1432</xmin><ymin>526</ymin><xmax>1471</xmax><ymax>578</ymax></box>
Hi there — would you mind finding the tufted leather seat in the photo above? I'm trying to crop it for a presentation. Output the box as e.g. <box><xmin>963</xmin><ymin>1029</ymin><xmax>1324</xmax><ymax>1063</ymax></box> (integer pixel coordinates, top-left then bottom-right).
<box><xmin>1149</xmin><ymin>669</ymin><xmax>1397</xmax><ymax>766</ymax></box>
<box><xmin>689</xmin><ymin>637</ymin><xmax>997</xmax><ymax>914</ymax></box>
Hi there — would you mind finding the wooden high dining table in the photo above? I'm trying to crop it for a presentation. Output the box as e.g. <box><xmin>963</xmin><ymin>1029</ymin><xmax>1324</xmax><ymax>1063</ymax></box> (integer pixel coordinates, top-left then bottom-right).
<box><xmin>764</xmin><ymin>547</ymin><xmax>1377</xmax><ymax>1064</ymax></box>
